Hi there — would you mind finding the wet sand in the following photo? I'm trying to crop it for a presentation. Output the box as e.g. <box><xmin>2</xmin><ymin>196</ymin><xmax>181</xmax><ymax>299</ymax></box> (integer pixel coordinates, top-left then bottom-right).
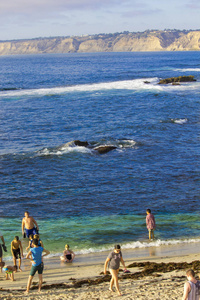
<box><xmin>1</xmin><ymin>242</ymin><xmax>200</xmax><ymax>299</ymax></box>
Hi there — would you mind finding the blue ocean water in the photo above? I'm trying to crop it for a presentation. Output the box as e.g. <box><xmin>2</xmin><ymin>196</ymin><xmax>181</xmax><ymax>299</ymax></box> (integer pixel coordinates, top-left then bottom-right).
<box><xmin>0</xmin><ymin>52</ymin><xmax>200</xmax><ymax>257</ymax></box>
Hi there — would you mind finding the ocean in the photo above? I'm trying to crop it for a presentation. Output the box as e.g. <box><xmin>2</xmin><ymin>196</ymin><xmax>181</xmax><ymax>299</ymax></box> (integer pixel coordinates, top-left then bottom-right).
<box><xmin>0</xmin><ymin>51</ymin><xmax>200</xmax><ymax>259</ymax></box>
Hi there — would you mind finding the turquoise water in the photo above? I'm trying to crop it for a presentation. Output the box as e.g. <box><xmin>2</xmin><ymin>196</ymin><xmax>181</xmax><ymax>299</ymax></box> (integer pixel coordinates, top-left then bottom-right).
<box><xmin>0</xmin><ymin>52</ymin><xmax>200</xmax><ymax>258</ymax></box>
<box><xmin>1</xmin><ymin>212</ymin><xmax>200</xmax><ymax>258</ymax></box>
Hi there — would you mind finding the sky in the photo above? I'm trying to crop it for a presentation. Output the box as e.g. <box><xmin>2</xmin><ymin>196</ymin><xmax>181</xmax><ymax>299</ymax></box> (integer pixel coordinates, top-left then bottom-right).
<box><xmin>0</xmin><ymin>0</ymin><xmax>199</xmax><ymax>41</ymax></box>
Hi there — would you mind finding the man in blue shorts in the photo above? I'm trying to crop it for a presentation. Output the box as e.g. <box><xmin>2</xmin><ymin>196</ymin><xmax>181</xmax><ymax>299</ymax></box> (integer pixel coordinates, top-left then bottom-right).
<box><xmin>25</xmin><ymin>238</ymin><xmax>49</xmax><ymax>293</ymax></box>
<box><xmin>22</xmin><ymin>211</ymin><xmax>39</xmax><ymax>238</ymax></box>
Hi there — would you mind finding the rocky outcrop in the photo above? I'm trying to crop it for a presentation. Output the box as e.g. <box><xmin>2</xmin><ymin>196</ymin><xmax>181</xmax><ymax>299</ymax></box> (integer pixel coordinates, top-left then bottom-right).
<box><xmin>93</xmin><ymin>146</ymin><xmax>117</xmax><ymax>154</ymax></box>
<box><xmin>0</xmin><ymin>30</ymin><xmax>200</xmax><ymax>56</ymax></box>
<box><xmin>60</xmin><ymin>140</ymin><xmax>117</xmax><ymax>154</ymax></box>
<box><xmin>158</xmin><ymin>75</ymin><xmax>196</xmax><ymax>84</ymax></box>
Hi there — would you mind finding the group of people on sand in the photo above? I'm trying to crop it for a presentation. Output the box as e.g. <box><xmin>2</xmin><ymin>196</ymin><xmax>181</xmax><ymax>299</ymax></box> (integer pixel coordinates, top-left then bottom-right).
<box><xmin>1</xmin><ymin>209</ymin><xmax>200</xmax><ymax>299</ymax></box>
<box><xmin>0</xmin><ymin>211</ymin><xmax>75</xmax><ymax>294</ymax></box>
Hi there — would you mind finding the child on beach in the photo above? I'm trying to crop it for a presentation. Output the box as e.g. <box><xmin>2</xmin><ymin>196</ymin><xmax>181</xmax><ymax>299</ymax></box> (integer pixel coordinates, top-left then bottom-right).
<box><xmin>146</xmin><ymin>209</ymin><xmax>156</xmax><ymax>240</ymax></box>
<box><xmin>26</xmin><ymin>234</ymin><xmax>34</xmax><ymax>251</ymax></box>
<box><xmin>11</xmin><ymin>236</ymin><xmax>24</xmax><ymax>271</ymax></box>
<box><xmin>33</xmin><ymin>234</ymin><xmax>44</xmax><ymax>248</ymax></box>
<box><xmin>3</xmin><ymin>265</ymin><xmax>17</xmax><ymax>281</ymax></box>
<box><xmin>104</xmin><ymin>244</ymin><xmax>127</xmax><ymax>296</ymax></box>
<box><xmin>60</xmin><ymin>244</ymin><xmax>75</xmax><ymax>262</ymax></box>
<box><xmin>182</xmin><ymin>269</ymin><xmax>200</xmax><ymax>300</ymax></box>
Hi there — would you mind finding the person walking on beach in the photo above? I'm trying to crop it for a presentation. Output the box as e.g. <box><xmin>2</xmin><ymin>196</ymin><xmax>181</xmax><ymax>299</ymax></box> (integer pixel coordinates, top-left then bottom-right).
<box><xmin>11</xmin><ymin>236</ymin><xmax>24</xmax><ymax>271</ymax></box>
<box><xmin>182</xmin><ymin>269</ymin><xmax>200</xmax><ymax>300</ymax></box>
<box><xmin>146</xmin><ymin>209</ymin><xmax>156</xmax><ymax>240</ymax></box>
<box><xmin>25</xmin><ymin>238</ymin><xmax>50</xmax><ymax>294</ymax></box>
<box><xmin>104</xmin><ymin>245</ymin><xmax>127</xmax><ymax>296</ymax></box>
<box><xmin>22</xmin><ymin>211</ymin><xmax>39</xmax><ymax>238</ymax></box>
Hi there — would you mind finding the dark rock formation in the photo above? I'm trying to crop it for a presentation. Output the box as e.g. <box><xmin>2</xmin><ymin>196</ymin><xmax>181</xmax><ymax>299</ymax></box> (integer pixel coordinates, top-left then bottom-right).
<box><xmin>158</xmin><ymin>75</ymin><xmax>196</xmax><ymax>84</ymax></box>
<box><xmin>61</xmin><ymin>140</ymin><xmax>117</xmax><ymax>154</ymax></box>
<box><xmin>73</xmin><ymin>140</ymin><xmax>89</xmax><ymax>147</ymax></box>
<box><xmin>93</xmin><ymin>145</ymin><xmax>117</xmax><ymax>154</ymax></box>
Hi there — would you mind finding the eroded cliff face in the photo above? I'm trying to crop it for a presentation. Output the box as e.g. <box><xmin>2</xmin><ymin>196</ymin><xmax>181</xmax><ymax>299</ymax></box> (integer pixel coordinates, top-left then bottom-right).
<box><xmin>0</xmin><ymin>30</ymin><xmax>199</xmax><ymax>56</ymax></box>
<box><xmin>167</xmin><ymin>31</ymin><xmax>200</xmax><ymax>51</ymax></box>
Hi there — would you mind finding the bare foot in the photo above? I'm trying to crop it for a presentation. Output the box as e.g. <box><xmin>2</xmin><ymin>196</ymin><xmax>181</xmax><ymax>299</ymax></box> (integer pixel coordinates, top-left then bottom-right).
<box><xmin>19</xmin><ymin>268</ymin><xmax>23</xmax><ymax>272</ymax></box>
<box><xmin>24</xmin><ymin>290</ymin><xmax>29</xmax><ymax>294</ymax></box>
<box><xmin>117</xmin><ymin>290</ymin><xmax>122</xmax><ymax>296</ymax></box>
<box><xmin>109</xmin><ymin>288</ymin><xmax>113</xmax><ymax>292</ymax></box>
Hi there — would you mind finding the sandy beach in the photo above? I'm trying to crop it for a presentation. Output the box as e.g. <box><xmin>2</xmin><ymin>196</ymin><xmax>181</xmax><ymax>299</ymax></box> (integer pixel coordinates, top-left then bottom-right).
<box><xmin>1</xmin><ymin>243</ymin><xmax>200</xmax><ymax>299</ymax></box>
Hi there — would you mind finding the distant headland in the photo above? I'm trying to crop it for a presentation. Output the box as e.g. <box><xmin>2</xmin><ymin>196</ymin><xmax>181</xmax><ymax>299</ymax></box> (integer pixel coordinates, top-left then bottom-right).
<box><xmin>0</xmin><ymin>29</ymin><xmax>200</xmax><ymax>56</ymax></box>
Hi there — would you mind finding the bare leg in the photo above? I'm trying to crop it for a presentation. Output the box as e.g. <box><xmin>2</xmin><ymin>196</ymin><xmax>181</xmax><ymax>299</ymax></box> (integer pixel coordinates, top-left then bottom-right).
<box><xmin>26</xmin><ymin>275</ymin><xmax>33</xmax><ymax>293</ymax></box>
<box><xmin>109</xmin><ymin>274</ymin><xmax>114</xmax><ymax>292</ymax></box>
<box><xmin>13</xmin><ymin>256</ymin><xmax>17</xmax><ymax>267</ymax></box>
<box><xmin>19</xmin><ymin>258</ymin><xmax>22</xmax><ymax>271</ymax></box>
<box><xmin>11</xmin><ymin>272</ymin><xmax>15</xmax><ymax>281</ymax></box>
<box><xmin>60</xmin><ymin>256</ymin><xmax>66</xmax><ymax>262</ymax></box>
<box><xmin>152</xmin><ymin>231</ymin><xmax>155</xmax><ymax>239</ymax></box>
<box><xmin>109</xmin><ymin>269</ymin><xmax>121</xmax><ymax>296</ymax></box>
<box><xmin>38</xmin><ymin>274</ymin><xmax>43</xmax><ymax>292</ymax></box>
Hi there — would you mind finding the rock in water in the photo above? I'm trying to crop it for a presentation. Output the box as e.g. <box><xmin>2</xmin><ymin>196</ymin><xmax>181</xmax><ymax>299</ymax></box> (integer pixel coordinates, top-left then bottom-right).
<box><xmin>73</xmin><ymin>140</ymin><xmax>89</xmax><ymax>147</ymax></box>
<box><xmin>158</xmin><ymin>75</ymin><xmax>196</xmax><ymax>84</ymax></box>
<box><xmin>94</xmin><ymin>146</ymin><xmax>117</xmax><ymax>154</ymax></box>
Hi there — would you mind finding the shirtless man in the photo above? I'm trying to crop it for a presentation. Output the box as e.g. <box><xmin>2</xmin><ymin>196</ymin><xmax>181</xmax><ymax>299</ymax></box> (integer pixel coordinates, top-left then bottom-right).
<box><xmin>11</xmin><ymin>236</ymin><xmax>24</xmax><ymax>271</ymax></box>
<box><xmin>22</xmin><ymin>211</ymin><xmax>39</xmax><ymax>238</ymax></box>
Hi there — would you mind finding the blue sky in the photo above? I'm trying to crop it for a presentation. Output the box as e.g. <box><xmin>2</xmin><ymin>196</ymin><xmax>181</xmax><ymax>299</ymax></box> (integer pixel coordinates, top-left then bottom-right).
<box><xmin>0</xmin><ymin>0</ymin><xmax>199</xmax><ymax>40</ymax></box>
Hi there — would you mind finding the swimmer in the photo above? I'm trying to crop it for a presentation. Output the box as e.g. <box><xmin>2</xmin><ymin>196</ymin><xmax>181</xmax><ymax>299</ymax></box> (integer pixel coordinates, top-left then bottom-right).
<box><xmin>60</xmin><ymin>244</ymin><xmax>75</xmax><ymax>263</ymax></box>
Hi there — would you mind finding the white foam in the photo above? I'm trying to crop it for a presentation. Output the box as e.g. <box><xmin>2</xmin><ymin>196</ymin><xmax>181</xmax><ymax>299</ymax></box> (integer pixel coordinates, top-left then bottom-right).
<box><xmin>172</xmin><ymin>118</ymin><xmax>188</xmax><ymax>124</ymax></box>
<box><xmin>47</xmin><ymin>237</ymin><xmax>200</xmax><ymax>256</ymax></box>
<box><xmin>37</xmin><ymin>145</ymin><xmax>92</xmax><ymax>156</ymax></box>
<box><xmin>174</xmin><ymin>68</ymin><xmax>200</xmax><ymax>72</ymax></box>
<box><xmin>0</xmin><ymin>78</ymin><xmax>161</xmax><ymax>98</ymax></box>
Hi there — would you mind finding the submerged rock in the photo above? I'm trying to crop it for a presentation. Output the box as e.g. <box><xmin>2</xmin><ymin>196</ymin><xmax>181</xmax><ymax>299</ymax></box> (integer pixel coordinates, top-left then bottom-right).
<box><xmin>73</xmin><ymin>140</ymin><xmax>89</xmax><ymax>147</ymax></box>
<box><xmin>93</xmin><ymin>145</ymin><xmax>117</xmax><ymax>154</ymax></box>
<box><xmin>158</xmin><ymin>75</ymin><xmax>196</xmax><ymax>84</ymax></box>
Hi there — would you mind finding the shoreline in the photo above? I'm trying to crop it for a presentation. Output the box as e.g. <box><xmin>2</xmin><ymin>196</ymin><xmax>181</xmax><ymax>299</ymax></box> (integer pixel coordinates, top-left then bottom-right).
<box><xmin>1</xmin><ymin>242</ymin><xmax>200</xmax><ymax>299</ymax></box>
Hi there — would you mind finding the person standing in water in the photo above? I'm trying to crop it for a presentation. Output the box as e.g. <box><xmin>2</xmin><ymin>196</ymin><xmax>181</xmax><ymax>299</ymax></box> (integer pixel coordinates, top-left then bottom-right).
<box><xmin>104</xmin><ymin>245</ymin><xmax>127</xmax><ymax>296</ymax></box>
<box><xmin>22</xmin><ymin>211</ymin><xmax>39</xmax><ymax>238</ymax></box>
<box><xmin>146</xmin><ymin>209</ymin><xmax>156</xmax><ymax>240</ymax></box>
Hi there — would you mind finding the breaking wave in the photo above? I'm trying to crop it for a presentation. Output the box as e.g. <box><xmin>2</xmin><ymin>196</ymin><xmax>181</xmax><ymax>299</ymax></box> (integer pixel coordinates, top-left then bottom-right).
<box><xmin>36</xmin><ymin>139</ymin><xmax>138</xmax><ymax>157</ymax></box>
<box><xmin>174</xmin><ymin>68</ymin><xmax>200</xmax><ymax>72</ymax></box>
<box><xmin>160</xmin><ymin>118</ymin><xmax>188</xmax><ymax>125</ymax></box>
<box><xmin>1</xmin><ymin>77</ymin><xmax>199</xmax><ymax>99</ymax></box>
<box><xmin>47</xmin><ymin>237</ymin><xmax>200</xmax><ymax>256</ymax></box>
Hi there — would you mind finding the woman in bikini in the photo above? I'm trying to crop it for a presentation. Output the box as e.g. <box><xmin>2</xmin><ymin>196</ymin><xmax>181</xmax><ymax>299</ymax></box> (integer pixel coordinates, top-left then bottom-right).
<box><xmin>60</xmin><ymin>244</ymin><xmax>75</xmax><ymax>262</ymax></box>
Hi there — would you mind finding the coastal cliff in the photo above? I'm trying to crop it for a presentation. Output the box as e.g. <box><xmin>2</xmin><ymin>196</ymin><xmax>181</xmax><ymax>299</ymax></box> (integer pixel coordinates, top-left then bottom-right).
<box><xmin>0</xmin><ymin>30</ymin><xmax>200</xmax><ymax>56</ymax></box>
